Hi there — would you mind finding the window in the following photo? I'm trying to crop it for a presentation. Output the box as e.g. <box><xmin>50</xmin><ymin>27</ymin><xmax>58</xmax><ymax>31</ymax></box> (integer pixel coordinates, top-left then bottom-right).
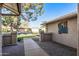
<box><xmin>58</xmin><ymin>21</ymin><xmax>68</xmax><ymax>34</ymax></box>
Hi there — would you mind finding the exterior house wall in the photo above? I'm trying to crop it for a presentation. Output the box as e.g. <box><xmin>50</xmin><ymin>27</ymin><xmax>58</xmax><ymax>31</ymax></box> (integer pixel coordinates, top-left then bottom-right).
<box><xmin>46</xmin><ymin>17</ymin><xmax>77</xmax><ymax>48</ymax></box>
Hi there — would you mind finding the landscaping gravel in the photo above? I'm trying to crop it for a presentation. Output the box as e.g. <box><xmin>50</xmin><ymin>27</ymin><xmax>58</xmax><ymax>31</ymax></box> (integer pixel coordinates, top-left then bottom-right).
<box><xmin>33</xmin><ymin>38</ymin><xmax>77</xmax><ymax>56</ymax></box>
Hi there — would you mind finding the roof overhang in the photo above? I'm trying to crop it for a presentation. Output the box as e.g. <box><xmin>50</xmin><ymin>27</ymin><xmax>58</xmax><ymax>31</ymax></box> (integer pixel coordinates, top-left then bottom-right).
<box><xmin>43</xmin><ymin>13</ymin><xmax>77</xmax><ymax>25</ymax></box>
<box><xmin>0</xmin><ymin>3</ymin><xmax>21</xmax><ymax>16</ymax></box>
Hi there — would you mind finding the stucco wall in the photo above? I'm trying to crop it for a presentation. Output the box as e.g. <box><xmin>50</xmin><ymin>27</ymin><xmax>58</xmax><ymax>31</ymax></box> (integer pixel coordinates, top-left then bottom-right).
<box><xmin>46</xmin><ymin>17</ymin><xmax>77</xmax><ymax>48</ymax></box>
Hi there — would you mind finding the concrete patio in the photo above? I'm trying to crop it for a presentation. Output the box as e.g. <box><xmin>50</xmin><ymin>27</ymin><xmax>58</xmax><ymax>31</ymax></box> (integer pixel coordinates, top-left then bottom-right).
<box><xmin>2</xmin><ymin>38</ymin><xmax>77</xmax><ymax>56</ymax></box>
<box><xmin>2</xmin><ymin>38</ymin><xmax>48</xmax><ymax>56</ymax></box>
<box><xmin>2</xmin><ymin>41</ymin><xmax>25</xmax><ymax>56</ymax></box>
<box><xmin>24</xmin><ymin>38</ymin><xmax>48</xmax><ymax>56</ymax></box>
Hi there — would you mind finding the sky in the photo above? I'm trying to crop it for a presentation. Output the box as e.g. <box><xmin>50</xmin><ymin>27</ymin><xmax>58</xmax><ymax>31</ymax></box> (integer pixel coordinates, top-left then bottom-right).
<box><xmin>29</xmin><ymin>3</ymin><xmax>77</xmax><ymax>28</ymax></box>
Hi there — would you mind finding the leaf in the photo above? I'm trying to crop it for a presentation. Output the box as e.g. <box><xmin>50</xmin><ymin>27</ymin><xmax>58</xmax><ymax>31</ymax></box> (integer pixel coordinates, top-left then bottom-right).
<box><xmin>22</xmin><ymin>3</ymin><xmax>44</xmax><ymax>21</ymax></box>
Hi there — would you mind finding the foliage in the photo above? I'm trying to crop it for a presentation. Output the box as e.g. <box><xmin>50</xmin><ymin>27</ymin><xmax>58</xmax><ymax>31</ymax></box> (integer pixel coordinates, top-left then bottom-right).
<box><xmin>27</xmin><ymin>28</ymin><xmax>32</xmax><ymax>33</ymax></box>
<box><xmin>2</xmin><ymin>16</ymin><xmax>21</xmax><ymax>31</ymax></box>
<box><xmin>17</xmin><ymin>34</ymin><xmax>37</xmax><ymax>40</ymax></box>
<box><xmin>22</xmin><ymin>3</ymin><xmax>44</xmax><ymax>21</ymax></box>
<box><xmin>2</xmin><ymin>4</ymin><xmax>44</xmax><ymax>32</ymax></box>
<box><xmin>2</xmin><ymin>16</ymin><xmax>12</xmax><ymax>26</ymax></box>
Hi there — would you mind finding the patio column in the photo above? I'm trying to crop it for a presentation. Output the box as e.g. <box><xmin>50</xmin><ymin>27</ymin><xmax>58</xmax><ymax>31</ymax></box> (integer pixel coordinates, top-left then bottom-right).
<box><xmin>17</xmin><ymin>16</ymin><xmax>21</xmax><ymax>32</ymax></box>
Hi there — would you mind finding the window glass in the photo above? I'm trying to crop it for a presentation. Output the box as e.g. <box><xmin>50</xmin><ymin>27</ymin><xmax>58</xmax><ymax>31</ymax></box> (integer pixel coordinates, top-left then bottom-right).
<box><xmin>58</xmin><ymin>21</ymin><xmax>68</xmax><ymax>34</ymax></box>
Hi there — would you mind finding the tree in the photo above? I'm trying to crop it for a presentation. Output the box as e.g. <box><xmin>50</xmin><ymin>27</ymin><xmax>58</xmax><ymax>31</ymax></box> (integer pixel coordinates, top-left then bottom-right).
<box><xmin>17</xmin><ymin>3</ymin><xmax>44</xmax><ymax>32</ymax></box>
<box><xmin>22</xmin><ymin>3</ymin><xmax>44</xmax><ymax>21</ymax></box>
<box><xmin>2</xmin><ymin>16</ymin><xmax>21</xmax><ymax>32</ymax></box>
<box><xmin>2</xmin><ymin>16</ymin><xmax>11</xmax><ymax>26</ymax></box>
<box><xmin>27</xmin><ymin>28</ymin><xmax>32</xmax><ymax>33</ymax></box>
<box><xmin>2</xmin><ymin>16</ymin><xmax>13</xmax><ymax>32</ymax></box>
<box><xmin>2</xmin><ymin>3</ymin><xmax>44</xmax><ymax>32</ymax></box>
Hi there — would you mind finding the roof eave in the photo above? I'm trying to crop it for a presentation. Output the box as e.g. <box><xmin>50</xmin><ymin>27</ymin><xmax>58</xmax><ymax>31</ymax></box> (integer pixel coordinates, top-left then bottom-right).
<box><xmin>44</xmin><ymin>13</ymin><xmax>77</xmax><ymax>25</ymax></box>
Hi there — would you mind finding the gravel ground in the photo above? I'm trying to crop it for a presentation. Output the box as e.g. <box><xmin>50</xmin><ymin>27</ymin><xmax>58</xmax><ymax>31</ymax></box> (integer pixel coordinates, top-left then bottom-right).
<box><xmin>33</xmin><ymin>38</ymin><xmax>77</xmax><ymax>56</ymax></box>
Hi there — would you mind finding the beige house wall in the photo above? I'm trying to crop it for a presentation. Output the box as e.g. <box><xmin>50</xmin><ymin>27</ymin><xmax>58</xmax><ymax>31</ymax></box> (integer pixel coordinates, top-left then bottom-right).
<box><xmin>46</xmin><ymin>17</ymin><xmax>77</xmax><ymax>48</ymax></box>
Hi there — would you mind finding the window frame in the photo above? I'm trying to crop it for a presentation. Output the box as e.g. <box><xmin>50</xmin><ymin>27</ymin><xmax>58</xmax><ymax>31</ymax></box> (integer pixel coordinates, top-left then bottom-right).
<box><xmin>58</xmin><ymin>21</ymin><xmax>68</xmax><ymax>34</ymax></box>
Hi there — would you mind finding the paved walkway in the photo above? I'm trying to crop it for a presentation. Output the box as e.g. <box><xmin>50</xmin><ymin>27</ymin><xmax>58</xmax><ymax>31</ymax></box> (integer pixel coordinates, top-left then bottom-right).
<box><xmin>24</xmin><ymin>38</ymin><xmax>48</xmax><ymax>56</ymax></box>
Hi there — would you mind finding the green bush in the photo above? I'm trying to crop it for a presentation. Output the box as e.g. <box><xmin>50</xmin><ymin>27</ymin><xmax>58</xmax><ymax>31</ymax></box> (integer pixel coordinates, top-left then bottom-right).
<box><xmin>17</xmin><ymin>38</ymin><xmax>23</xmax><ymax>42</ymax></box>
<box><xmin>17</xmin><ymin>34</ymin><xmax>37</xmax><ymax>40</ymax></box>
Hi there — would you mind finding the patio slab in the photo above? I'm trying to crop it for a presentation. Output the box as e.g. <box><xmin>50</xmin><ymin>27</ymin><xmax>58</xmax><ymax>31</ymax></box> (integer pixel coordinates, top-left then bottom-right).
<box><xmin>2</xmin><ymin>41</ymin><xmax>25</xmax><ymax>56</ymax></box>
<box><xmin>24</xmin><ymin>38</ymin><xmax>48</xmax><ymax>56</ymax></box>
